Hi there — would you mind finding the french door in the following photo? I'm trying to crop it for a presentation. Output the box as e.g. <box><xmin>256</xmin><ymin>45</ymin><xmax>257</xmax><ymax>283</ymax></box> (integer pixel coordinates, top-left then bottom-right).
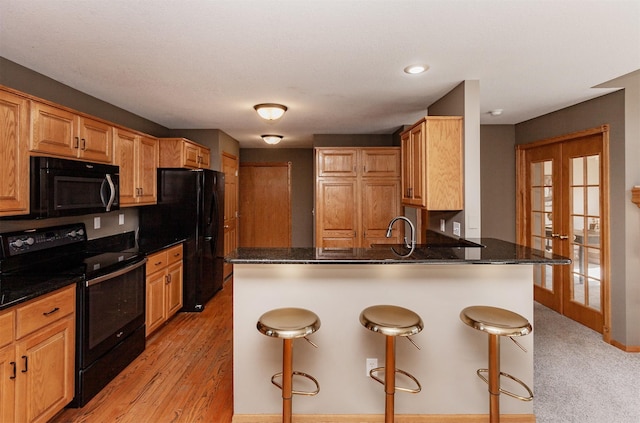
<box><xmin>517</xmin><ymin>126</ymin><xmax>610</xmax><ymax>338</ymax></box>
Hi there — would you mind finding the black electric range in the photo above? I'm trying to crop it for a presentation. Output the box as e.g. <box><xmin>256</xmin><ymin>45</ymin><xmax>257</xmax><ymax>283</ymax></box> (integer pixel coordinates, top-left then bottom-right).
<box><xmin>0</xmin><ymin>223</ymin><xmax>147</xmax><ymax>407</ymax></box>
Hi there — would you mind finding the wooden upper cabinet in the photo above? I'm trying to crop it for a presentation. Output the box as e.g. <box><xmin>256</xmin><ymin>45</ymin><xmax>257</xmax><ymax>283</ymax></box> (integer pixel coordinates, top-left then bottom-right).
<box><xmin>401</xmin><ymin>116</ymin><xmax>463</xmax><ymax>210</ymax></box>
<box><xmin>30</xmin><ymin>101</ymin><xmax>112</xmax><ymax>163</ymax></box>
<box><xmin>114</xmin><ymin>128</ymin><xmax>158</xmax><ymax>206</ymax></box>
<box><xmin>0</xmin><ymin>89</ymin><xmax>30</xmax><ymax>216</ymax></box>
<box><xmin>159</xmin><ymin>137</ymin><xmax>210</xmax><ymax>169</ymax></box>
<box><xmin>361</xmin><ymin>148</ymin><xmax>401</xmax><ymax>178</ymax></box>
<box><xmin>316</xmin><ymin>149</ymin><xmax>358</xmax><ymax>178</ymax></box>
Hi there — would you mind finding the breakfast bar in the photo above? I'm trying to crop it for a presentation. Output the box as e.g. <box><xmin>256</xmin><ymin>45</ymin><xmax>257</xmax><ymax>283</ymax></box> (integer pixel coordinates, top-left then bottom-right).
<box><xmin>226</xmin><ymin>238</ymin><xmax>570</xmax><ymax>423</ymax></box>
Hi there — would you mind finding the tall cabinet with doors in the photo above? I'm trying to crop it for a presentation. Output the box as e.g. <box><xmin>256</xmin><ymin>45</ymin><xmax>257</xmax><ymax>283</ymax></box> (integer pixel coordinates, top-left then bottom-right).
<box><xmin>315</xmin><ymin>147</ymin><xmax>403</xmax><ymax>248</ymax></box>
<box><xmin>113</xmin><ymin>128</ymin><xmax>158</xmax><ymax>206</ymax></box>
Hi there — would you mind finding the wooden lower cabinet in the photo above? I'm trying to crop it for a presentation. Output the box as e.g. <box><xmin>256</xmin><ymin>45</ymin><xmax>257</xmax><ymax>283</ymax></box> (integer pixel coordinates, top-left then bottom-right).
<box><xmin>0</xmin><ymin>285</ymin><xmax>75</xmax><ymax>423</ymax></box>
<box><xmin>145</xmin><ymin>244</ymin><xmax>183</xmax><ymax>337</ymax></box>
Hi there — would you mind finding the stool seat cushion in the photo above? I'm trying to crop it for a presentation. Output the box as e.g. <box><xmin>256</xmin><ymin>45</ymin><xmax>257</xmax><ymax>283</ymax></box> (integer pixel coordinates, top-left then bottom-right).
<box><xmin>460</xmin><ymin>305</ymin><xmax>531</xmax><ymax>337</ymax></box>
<box><xmin>360</xmin><ymin>305</ymin><xmax>423</xmax><ymax>337</ymax></box>
<box><xmin>257</xmin><ymin>307</ymin><xmax>321</xmax><ymax>339</ymax></box>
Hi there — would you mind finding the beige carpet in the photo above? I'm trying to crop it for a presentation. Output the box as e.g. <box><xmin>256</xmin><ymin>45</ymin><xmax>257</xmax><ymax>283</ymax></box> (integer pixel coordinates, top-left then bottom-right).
<box><xmin>534</xmin><ymin>302</ymin><xmax>640</xmax><ymax>422</ymax></box>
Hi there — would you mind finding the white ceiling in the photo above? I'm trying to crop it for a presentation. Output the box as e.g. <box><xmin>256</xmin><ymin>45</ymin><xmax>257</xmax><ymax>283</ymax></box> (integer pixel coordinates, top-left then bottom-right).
<box><xmin>1</xmin><ymin>0</ymin><xmax>639</xmax><ymax>148</ymax></box>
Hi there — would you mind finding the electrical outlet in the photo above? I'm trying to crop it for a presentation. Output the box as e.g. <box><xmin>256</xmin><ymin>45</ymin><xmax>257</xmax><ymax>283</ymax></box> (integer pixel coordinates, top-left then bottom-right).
<box><xmin>453</xmin><ymin>221</ymin><xmax>461</xmax><ymax>236</ymax></box>
<box><xmin>119</xmin><ymin>213</ymin><xmax>125</xmax><ymax>225</ymax></box>
<box><xmin>440</xmin><ymin>219</ymin><xmax>446</xmax><ymax>232</ymax></box>
<box><xmin>94</xmin><ymin>217</ymin><xmax>101</xmax><ymax>229</ymax></box>
<box><xmin>366</xmin><ymin>358</ymin><xmax>378</xmax><ymax>377</ymax></box>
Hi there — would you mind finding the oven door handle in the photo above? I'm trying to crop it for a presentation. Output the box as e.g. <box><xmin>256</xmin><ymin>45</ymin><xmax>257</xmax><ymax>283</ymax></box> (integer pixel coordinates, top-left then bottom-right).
<box><xmin>86</xmin><ymin>258</ymin><xmax>147</xmax><ymax>287</ymax></box>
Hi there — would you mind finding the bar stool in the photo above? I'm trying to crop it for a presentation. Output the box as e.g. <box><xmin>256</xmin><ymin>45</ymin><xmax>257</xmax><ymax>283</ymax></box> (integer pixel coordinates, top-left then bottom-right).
<box><xmin>460</xmin><ymin>305</ymin><xmax>534</xmax><ymax>423</ymax></box>
<box><xmin>360</xmin><ymin>305</ymin><xmax>423</xmax><ymax>423</ymax></box>
<box><xmin>257</xmin><ymin>307</ymin><xmax>320</xmax><ymax>423</ymax></box>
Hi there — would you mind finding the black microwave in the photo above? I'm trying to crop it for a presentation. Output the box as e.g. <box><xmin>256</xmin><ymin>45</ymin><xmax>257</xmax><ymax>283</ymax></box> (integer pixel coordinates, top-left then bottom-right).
<box><xmin>29</xmin><ymin>156</ymin><xmax>120</xmax><ymax>218</ymax></box>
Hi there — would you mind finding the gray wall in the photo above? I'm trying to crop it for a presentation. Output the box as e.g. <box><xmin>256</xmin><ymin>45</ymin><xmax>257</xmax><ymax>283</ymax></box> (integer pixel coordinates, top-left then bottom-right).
<box><xmin>239</xmin><ymin>148</ymin><xmax>314</xmax><ymax>247</ymax></box>
<box><xmin>480</xmin><ymin>125</ymin><xmax>516</xmax><ymax>241</ymax></box>
<box><xmin>514</xmin><ymin>90</ymin><xmax>630</xmax><ymax>344</ymax></box>
<box><xmin>0</xmin><ymin>57</ymin><xmax>169</xmax><ymax>137</ymax></box>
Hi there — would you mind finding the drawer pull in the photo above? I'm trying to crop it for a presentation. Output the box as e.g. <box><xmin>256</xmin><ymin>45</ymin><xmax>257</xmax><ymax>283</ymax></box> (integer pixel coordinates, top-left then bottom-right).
<box><xmin>10</xmin><ymin>361</ymin><xmax>16</xmax><ymax>379</ymax></box>
<box><xmin>155</xmin><ymin>261</ymin><xmax>162</xmax><ymax>266</ymax></box>
<box><xmin>21</xmin><ymin>356</ymin><xmax>28</xmax><ymax>373</ymax></box>
<box><xmin>43</xmin><ymin>307</ymin><xmax>60</xmax><ymax>316</ymax></box>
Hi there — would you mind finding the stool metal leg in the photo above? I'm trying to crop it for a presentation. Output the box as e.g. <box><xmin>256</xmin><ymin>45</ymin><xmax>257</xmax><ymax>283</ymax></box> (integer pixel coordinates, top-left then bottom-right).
<box><xmin>384</xmin><ymin>335</ymin><xmax>395</xmax><ymax>423</ymax></box>
<box><xmin>282</xmin><ymin>338</ymin><xmax>293</xmax><ymax>423</ymax></box>
<box><xmin>488</xmin><ymin>334</ymin><xmax>500</xmax><ymax>423</ymax></box>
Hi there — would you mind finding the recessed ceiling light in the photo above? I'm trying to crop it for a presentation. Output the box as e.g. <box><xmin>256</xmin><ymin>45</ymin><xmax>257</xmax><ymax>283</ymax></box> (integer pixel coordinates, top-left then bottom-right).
<box><xmin>489</xmin><ymin>109</ymin><xmax>504</xmax><ymax>116</ymax></box>
<box><xmin>403</xmin><ymin>64</ymin><xmax>428</xmax><ymax>75</ymax></box>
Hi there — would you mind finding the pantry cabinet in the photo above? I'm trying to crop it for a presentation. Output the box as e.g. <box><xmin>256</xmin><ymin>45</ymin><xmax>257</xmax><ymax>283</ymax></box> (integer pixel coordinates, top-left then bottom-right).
<box><xmin>0</xmin><ymin>89</ymin><xmax>29</xmax><ymax>217</ymax></box>
<box><xmin>30</xmin><ymin>101</ymin><xmax>113</xmax><ymax>163</ymax></box>
<box><xmin>159</xmin><ymin>138</ymin><xmax>210</xmax><ymax>169</ymax></box>
<box><xmin>401</xmin><ymin>116</ymin><xmax>463</xmax><ymax>210</ymax></box>
<box><xmin>145</xmin><ymin>244</ymin><xmax>183</xmax><ymax>337</ymax></box>
<box><xmin>0</xmin><ymin>285</ymin><xmax>75</xmax><ymax>423</ymax></box>
<box><xmin>315</xmin><ymin>148</ymin><xmax>403</xmax><ymax>248</ymax></box>
<box><xmin>113</xmin><ymin>128</ymin><xmax>158</xmax><ymax>206</ymax></box>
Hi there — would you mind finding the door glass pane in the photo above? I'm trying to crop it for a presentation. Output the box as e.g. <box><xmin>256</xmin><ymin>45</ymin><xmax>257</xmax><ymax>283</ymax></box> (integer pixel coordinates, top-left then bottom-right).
<box><xmin>587</xmin><ymin>155</ymin><xmax>600</xmax><ymax>185</ymax></box>
<box><xmin>572</xmin><ymin>157</ymin><xmax>584</xmax><ymax>185</ymax></box>
<box><xmin>532</xmin><ymin>162</ymin><xmax>542</xmax><ymax>185</ymax></box>
<box><xmin>572</xmin><ymin>187</ymin><xmax>584</xmax><ymax>214</ymax></box>
<box><xmin>587</xmin><ymin>187</ymin><xmax>600</xmax><ymax>215</ymax></box>
<box><xmin>532</xmin><ymin>188</ymin><xmax>543</xmax><ymax>210</ymax></box>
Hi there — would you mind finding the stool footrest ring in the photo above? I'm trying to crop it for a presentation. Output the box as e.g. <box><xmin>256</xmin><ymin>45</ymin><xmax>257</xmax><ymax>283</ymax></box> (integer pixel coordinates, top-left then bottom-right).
<box><xmin>370</xmin><ymin>367</ymin><xmax>422</xmax><ymax>393</ymax></box>
<box><xmin>271</xmin><ymin>371</ymin><xmax>320</xmax><ymax>396</ymax></box>
<box><xmin>476</xmin><ymin>369</ymin><xmax>534</xmax><ymax>401</ymax></box>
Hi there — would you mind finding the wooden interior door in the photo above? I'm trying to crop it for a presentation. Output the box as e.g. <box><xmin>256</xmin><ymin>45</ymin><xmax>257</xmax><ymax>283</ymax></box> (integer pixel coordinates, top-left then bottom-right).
<box><xmin>222</xmin><ymin>152</ymin><xmax>238</xmax><ymax>280</ymax></box>
<box><xmin>239</xmin><ymin>162</ymin><xmax>291</xmax><ymax>247</ymax></box>
<box><xmin>517</xmin><ymin>126</ymin><xmax>609</xmax><ymax>336</ymax></box>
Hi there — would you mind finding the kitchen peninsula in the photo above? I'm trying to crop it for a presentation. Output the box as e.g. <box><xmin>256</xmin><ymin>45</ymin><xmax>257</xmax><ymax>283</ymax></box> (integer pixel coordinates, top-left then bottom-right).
<box><xmin>227</xmin><ymin>238</ymin><xmax>570</xmax><ymax>423</ymax></box>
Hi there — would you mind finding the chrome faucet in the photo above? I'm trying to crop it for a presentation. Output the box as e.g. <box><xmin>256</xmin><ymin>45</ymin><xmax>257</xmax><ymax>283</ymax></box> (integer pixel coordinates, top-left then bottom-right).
<box><xmin>386</xmin><ymin>216</ymin><xmax>416</xmax><ymax>250</ymax></box>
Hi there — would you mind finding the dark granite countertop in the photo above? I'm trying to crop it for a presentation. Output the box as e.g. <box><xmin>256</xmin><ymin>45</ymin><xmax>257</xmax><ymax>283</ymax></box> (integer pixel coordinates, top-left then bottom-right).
<box><xmin>225</xmin><ymin>238</ymin><xmax>571</xmax><ymax>265</ymax></box>
<box><xmin>1</xmin><ymin>275</ymin><xmax>82</xmax><ymax>311</ymax></box>
<box><xmin>136</xmin><ymin>237</ymin><xmax>187</xmax><ymax>255</ymax></box>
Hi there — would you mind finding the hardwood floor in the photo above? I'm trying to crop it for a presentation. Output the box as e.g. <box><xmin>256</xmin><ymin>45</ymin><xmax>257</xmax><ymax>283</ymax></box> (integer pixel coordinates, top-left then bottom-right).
<box><xmin>52</xmin><ymin>279</ymin><xmax>233</xmax><ymax>423</ymax></box>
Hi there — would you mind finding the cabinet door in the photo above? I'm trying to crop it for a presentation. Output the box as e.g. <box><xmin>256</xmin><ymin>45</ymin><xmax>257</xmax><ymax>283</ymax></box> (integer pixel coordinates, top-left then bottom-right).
<box><xmin>315</xmin><ymin>179</ymin><xmax>359</xmax><ymax>248</ymax></box>
<box><xmin>183</xmin><ymin>142</ymin><xmax>200</xmax><ymax>168</ymax></box>
<box><xmin>77</xmin><ymin>117</ymin><xmax>112</xmax><ymax>163</ymax></box>
<box><xmin>137</xmin><ymin>136</ymin><xmax>158</xmax><ymax>205</ymax></box>
<box><xmin>0</xmin><ymin>344</ymin><xmax>15</xmax><ymax>423</ymax></box>
<box><xmin>361</xmin><ymin>179</ymin><xmax>402</xmax><ymax>247</ymax></box>
<box><xmin>14</xmin><ymin>316</ymin><xmax>74</xmax><ymax>423</ymax></box>
<box><xmin>113</xmin><ymin>129</ymin><xmax>138</xmax><ymax>206</ymax></box>
<box><xmin>316</xmin><ymin>149</ymin><xmax>358</xmax><ymax>178</ymax></box>
<box><xmin>0</xmin><ymin>90</ymin><xmax>29</xmax><ymax>216</ymax></box>
<box><xmin>166</xmin><ymin>262</ymin><xmax>183</xmax><ymax>318</ymax></box>
<box><xmin>29</xmin><ymin>101</ymin><xmax>77</xmax><ymax>158</ymax></box>
<box><xmin>198</xmin><ymin>146</ymin><xmax>211</xmax><ymax>169</ymax></box>
<box><xmin>403</xmin><ymin>123</ymin><xmax>426</xmax><ymax>207</ymax></box>
<box><xmin>361</xmin><ymin>148</ymin><xmax>400</xmax><ymax>178</ymax></box>
<box><xmin>146</xmin><ymin>271</ymin><xmax>167</xmax><ymax>337</ymax></box>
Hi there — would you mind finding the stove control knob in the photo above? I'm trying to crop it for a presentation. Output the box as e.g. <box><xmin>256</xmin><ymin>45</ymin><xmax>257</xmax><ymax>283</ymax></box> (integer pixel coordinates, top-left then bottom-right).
<box><xmin>68</xmin><ymin>230</ymin><xmax>76</xmax><ymax>238</ymax></box>
<box><xmin>11</xmin><ymin>239</ymin><xmax>24</xmax><ymax>248</ymax></box>
<box><xmin>25</xmin><ymin>237</ymin><xmax>35</xmax><ymax>246</ymax></box>
<box><xmin>77</xmin><ymin>228</ymin><xmax>85</xmax><ymax>236</ymax></box>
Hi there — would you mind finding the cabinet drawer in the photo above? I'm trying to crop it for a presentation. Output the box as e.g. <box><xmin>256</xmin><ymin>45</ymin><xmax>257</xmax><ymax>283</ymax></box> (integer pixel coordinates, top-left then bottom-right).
<box><xmin>146</xmin><ymin>250</ymin><xmax>168</xmax><ymax>274</ymax></box>
<box><xmin>15</xmin><ymin>285</ymin><xmax>75</xmax><ymax>339</ymax></box>
<box><xmin>166</xmin><ymin>244</ymin><xmax>183</xmax><ymax>265</ymax></box>
<box><xmin>0</xmin><ymin>309</ymin><xmax>15</xmax><ymax>348</ymax></box>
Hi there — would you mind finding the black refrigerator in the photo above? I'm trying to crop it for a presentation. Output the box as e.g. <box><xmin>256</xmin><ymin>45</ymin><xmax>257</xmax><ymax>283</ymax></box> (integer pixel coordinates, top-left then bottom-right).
<box><xmin>139</xmin><ymin>168</ymin><xmax>225</xmax><ymax>312</ymax></box>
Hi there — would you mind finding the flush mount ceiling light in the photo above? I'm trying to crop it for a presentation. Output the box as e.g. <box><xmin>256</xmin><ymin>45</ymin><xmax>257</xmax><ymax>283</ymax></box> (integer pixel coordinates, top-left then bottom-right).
<box><xmin>403</xmin><ymin>64</ymin><xmax>429</xmax><ymax>75</ymax></box>
<box><xmin>254</xmin><ymin>103</ymin><xmax>288</xmax><ymax>120</ymax></box>
<box><xmin>489</xmin><ymin>109</ymin><xmax>504</xmax><ymax>116</ymax></box>
<box><xmin>261</xmin><ymin>134</ymin><xmax>283</xmax><ymax>145</ymax></box>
